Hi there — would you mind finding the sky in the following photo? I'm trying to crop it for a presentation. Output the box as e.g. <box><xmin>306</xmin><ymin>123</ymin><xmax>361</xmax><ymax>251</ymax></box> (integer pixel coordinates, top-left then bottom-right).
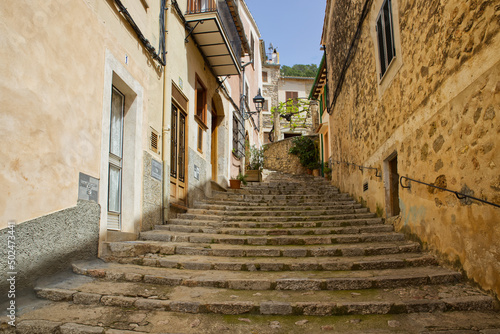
<box><xmin>245</xmin><ymin>0</ymin><xmax>327</xmax><ymax>67</ymax></box>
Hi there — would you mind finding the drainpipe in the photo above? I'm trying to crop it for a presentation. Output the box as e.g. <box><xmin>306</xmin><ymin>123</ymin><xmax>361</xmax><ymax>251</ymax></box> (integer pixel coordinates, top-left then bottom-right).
<box><xmin>161</xmin><ymin>1</ymin><xmax>170</xmax><ymax>222</ymax></box>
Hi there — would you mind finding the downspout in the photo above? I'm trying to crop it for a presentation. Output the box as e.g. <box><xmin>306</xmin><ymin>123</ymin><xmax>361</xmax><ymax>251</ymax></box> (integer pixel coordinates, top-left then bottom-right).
<box><xmin>161</xmin><ymin>1</ymin><xmax>170</xmax><ymax>222</ymax></box>
<box><xmin>240</xmin><ymin>60</ymin><xmax>253</xmax><ymax>165</ymax></box>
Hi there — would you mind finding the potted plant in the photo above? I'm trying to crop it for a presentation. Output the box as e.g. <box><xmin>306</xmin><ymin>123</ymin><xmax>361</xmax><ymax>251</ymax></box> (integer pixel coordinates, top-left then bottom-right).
<box><xmin>246</xmin><ymin>146</ymin><xmax>264</xmax><ymax>182</ymax></box>
<box><xmin>323</xmin><ymin>162</ymin><xmax>332</xmax><ymax>180</ymax></box>
<box><xmin>229</xmin><ymin>173</ymin><xmax>247</xmax><ymax>189</ymax></box>
<box><xmin>308</xmin><ymin>162</ymin><xmax>321</xmax><ymax>176</ymax></box>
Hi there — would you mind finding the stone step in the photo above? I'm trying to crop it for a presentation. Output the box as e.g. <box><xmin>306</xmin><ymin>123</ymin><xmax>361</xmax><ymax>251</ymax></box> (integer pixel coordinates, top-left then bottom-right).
<box><xmin>104</xmin><ymin>240</ymin><xmax>422</xmax><ymax>258</ymax></box>
<box><xmin>227</xmin><ymin>189</ymin><xmax>341</xmax><ymax>196</ymax></box>
<box><xmin>185</xmin><ymin>207</ymin><xmax>370</xmax><ymax>217</ymax></box>
<box><xmin>34</xmin><ymin>274</ymin><xmax>495</xmax><ymax>316</ymax></box>
<box><xmin>139</xmin><ymin>230</ymin><xmax>406</xmax><ymax>245</ymax></box>
<box><xmin>211</xmin><ymin>192</ymin><xmax>353</xmax><ymax>201</ymax></box>
<box><xmin>194</xmin><ymin>202</ymin><xmax>364</xmax><ymax>211</ymax></box>
<box><xmin>197</xmin><ymin>198</ymin><xmax>359</xmax><ymax>207</ymax></box>
<box><xmin>105</xmin><ymin>253</ymin><xmax>437</xmax><ymax>272</ymax></box>
<box><xmin>167</xmin><ymin>217</ymin><xmax>383</xmax><ymax>228</ymax></box>
<box><xmin>156</xmin><ymin>223</ymin><xmax>394</xmax><ymax>236</ymax></box>
<box><xmin>177</xmin><ymin>212</ymin><xmax>377</xmax><ymax>223</ymax></box>
<box><xmin>71</xmin><ymin>260</ymin><xmax>463</xmax><ymax>291</ymax></box>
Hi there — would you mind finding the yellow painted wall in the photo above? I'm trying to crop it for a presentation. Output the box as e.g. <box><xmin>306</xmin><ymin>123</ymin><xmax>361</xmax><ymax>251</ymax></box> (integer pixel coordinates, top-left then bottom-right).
<box><xmin>0</xmin><ymin>0</ymin><xmax>164</xmax><ymax>228</ymax></box>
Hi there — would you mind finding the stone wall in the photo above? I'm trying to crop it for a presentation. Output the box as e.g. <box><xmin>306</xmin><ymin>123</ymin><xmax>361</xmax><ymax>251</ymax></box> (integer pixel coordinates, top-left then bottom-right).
<box><xmin>263</xmin><ymin>135</ymin><xmax>318</xmax><ymax>175</ymax></box>
<box><xmin>324</xmin><ymin>0</ymin><xmax>500</xmax><ymax>298</ymax></box>
<box><xmin>0</xmin><ymin>200</ymin><xmax>100</xmax><ymax>296</ymax></box>
<box><xmin>142</xmin><ymin>152</ymin><xmax>163</xmax><ymax>231</ymax></box>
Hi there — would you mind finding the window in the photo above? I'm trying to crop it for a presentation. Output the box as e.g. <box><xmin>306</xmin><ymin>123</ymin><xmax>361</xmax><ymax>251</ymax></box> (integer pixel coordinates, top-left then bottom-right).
<box><xmin>263</xmin><ymin>100</ymin><xmax>269</xmax><ymax>112</ymax></box>
<box><xmin>197</xmin><ymin>126</ymin><xmax>203</xmax><ymax>152</ymax></box>
<box><xmin>262</xmin><ymin>71</ymin><xmax>268</xmax><ymax>82</ymax></box>
<box><xmin>245</xmin><ymin>82</ymin><xmax>249</xmax><ymax>108</ymax></box>
<box><xmin>285</xmin><ymin>91</ymin><xmax>298</xmax><ymax>112</ymax></box>
<box><xmin>232</xmin><ymin>116</ymin><xmax>239</xmax><ymax>155</ymax></box>
<box><xmin>376</xmin><ymin>0</ymin><xmax>396</xmax><ymax>78</ymax></box>
<box><xmin>195</xmin><ymin>77</ymin><xmax>207</xmax><ymax>124</ymax></box>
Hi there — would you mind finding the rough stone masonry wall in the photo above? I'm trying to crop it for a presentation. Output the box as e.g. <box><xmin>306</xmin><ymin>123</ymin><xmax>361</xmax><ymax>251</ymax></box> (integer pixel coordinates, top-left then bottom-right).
<box><xmin>326</xmin><ymin>0</ymin><xmax>500</xmax><ymax>297</ymax></box>
<box><xmin>263</xmin><ymin>136</ymin><xmax>318</xmax><ymax>175</ymax></box>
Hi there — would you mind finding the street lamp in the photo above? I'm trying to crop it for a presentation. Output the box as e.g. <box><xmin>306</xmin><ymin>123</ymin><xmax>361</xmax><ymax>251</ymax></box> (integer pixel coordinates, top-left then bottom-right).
<box><xmin>243</xmin><ymin>89</ymin><xmax>265</xmax><ymax>120</ymax></box>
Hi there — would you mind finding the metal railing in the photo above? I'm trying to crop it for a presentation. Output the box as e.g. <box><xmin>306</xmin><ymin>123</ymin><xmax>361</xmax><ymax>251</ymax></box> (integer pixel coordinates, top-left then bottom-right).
<box><xmin>332</xmin><ymin>160</ymin><xmax>382</xmax><ymax>178</ymax></box>
<box><xmin>400</xmin><ymin>176</ymin><xmax>500</xmax><ymax>208</ymax></box>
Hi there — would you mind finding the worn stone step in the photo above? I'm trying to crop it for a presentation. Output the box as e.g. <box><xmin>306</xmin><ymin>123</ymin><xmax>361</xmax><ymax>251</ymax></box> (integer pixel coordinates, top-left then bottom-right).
<box><xmin>166</xmin><ymin>217</ymin><xmax>384</xmax><ymax>229</ymax></box>
<box><xmin>194</xmin><ymin>202</ymin><xmax>364</xmax><ymax>211</ymax></box>
<box><xmin>197</xmin><ymin>198</ymin><xmax>359</xmax><ymax>207</ymax></box>
<box><xmin>227</xmin><ymin>189</ymin><xmax>342</xmax><ymax>196</ymax></box>
<box><xmin>156</xmin><ymin>224</ymin><xmax>394</xmax><ymax>236</ymax></box>
<box><xmin>103</xmin><ymin>240</ymin><xmax>422</xmax><ymax>258</ymax></box>
<box><xmin>34</xmin><ymin>274</ymin><xmax>495</xmax><ymax>316</ymax></box>
<box><xmin>185</xmin><ymin>207</ymin><xmax>370</xmax><ymax>217</ymax></box>
<box><xmin>71</xmin><ymin>260</ymin><xmax>463</xmax><ymax>291</ymax></box>
<box><xmin>13</xmin><ymin>308</ymin><xmax>500</xmax><ymax>334</ymax></box>
<box><xmin>211</xmin><ymin>192</ymin><xmax>353</xmax><ymax>201</ymax></box>
<box><xmin>177</xmin><ymin>212</ymin><xmax>377</xmax><ymax>223</ymax></box>
<box><xmin>105</xmin><ymin>253</ymin><xmax>437</xmax><ymax>272</ymax></box>
<box><xmin>139</xmin><ymin>230</ymin><xmax>406</xmax><ymax>245</ymax></box>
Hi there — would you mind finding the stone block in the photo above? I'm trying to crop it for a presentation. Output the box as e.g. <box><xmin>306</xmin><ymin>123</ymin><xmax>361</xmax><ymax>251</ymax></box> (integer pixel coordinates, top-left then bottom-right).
<box><xmin>73</xmin><ymin>292</ymin><xmax>102</xmax><ymax>305</ymax></box>
<box><xmin>59</xmin><ymin>323</ymin><xmax>104</xmax><ymax>334</ymax></box>
<box><xmin>35</xmin><ymin>288</ymin><xmax>76</xmax><ymax>301</ymax></box>
<box><xmin>228</xmin><ymin>279</ymin><xmax>271</xmax><ymax>290</ymax></box>
<box><xmin>134</xmin><ymin>298</ymin><xmax>170</xmax><ymax>310</ymax></box>
<box><xmin>326</xmin><ymin>278</ymin><xmax>373</xmax><ymax>290</ymax></box>
<box><xmin>169</xmin><ymin>301</ymin><xmax>201</xmax><ymax>313</ymax></box>
<box><xmin>282</xmin><ymin>249</ymin><xmax>308</xmax><ymax>257</ymax></box>
<box><xmin>260</xmin><ymin>301</ymin><xmax>293</xmax><ymax>315</ymax></box>
<box><xmin>101</xmin><ymin>295</ymin><xmax>137</xmax><ymax>307</ymax></box>
<box><xmin>245</xmin><ymin>249</ymin><xmax>280</xmax><ymax>257</ymax></box>
<box><xmin>295</xmin><ymin>302</ymin><xmax>334</xmax><ymax>316</ymax></box>
<box><xmin>275</xmin><ymin>279</ymin><xmax>322</xmax><ymax>290</ymax></box>
<box><xmin>206</xmin><ymin>301</ymin><xmax>255</xmax><ymax>314</ymax></box>
<box><xmin>16</xmin><ymin>320</ymin><xmax>62</xmax><ymax>334</ymax></box>
<box><xmin>182</xmin><ymin>262</ymin><xmax>212</xmax><ymax>270</ymax></box>
<box><xmin>124</xmin><ymin>272</ymin><xmax>143</xmax><ymax>282</ymax></box>
<box><xmin>144</xmin><ymin>275</ymin><xmax>182</xmax><ymax>286</ymax></box>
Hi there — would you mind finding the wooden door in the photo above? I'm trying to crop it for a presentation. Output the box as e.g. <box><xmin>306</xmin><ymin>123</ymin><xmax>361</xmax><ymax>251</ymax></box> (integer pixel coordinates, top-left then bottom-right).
<box><xmin>170</xmin><ymin>103</ymin><xmax>187</xmax><ymax>206</ymax></box>
<box><xmin>211</xmin><ymin>114</ymin><xmax>218</xmax><ymax>181</ymax></box>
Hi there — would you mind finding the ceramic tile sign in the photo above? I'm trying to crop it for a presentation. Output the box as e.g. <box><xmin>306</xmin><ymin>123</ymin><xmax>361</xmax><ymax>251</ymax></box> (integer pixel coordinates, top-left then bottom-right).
<box><xmin>78</xmin><ymin>172</ymin><xmax>99</xmax><ymax>202</ymax></box>
<box><xmin>151</xmin><ymin>159</ymin><xmax>163</xmax><ymax>181</ymax></box>
<box><xmin>194</xmin><ymin>165</ymin><xmax>200</xmax><ymax>180</ymax></box>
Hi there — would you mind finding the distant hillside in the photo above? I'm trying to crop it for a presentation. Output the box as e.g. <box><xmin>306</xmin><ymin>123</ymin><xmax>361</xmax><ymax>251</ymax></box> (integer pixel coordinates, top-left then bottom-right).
<box><xmin>281</xmin><ymin>64</ymin><xmax>318</xmax><ymax>78</ymax></box>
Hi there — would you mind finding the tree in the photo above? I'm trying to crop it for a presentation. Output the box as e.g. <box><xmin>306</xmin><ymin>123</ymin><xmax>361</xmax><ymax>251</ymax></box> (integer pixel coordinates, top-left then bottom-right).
<box><xmin>281</xmin><ymin>64</ymin><xmax>318</xmax><ymax>78</ymax></box>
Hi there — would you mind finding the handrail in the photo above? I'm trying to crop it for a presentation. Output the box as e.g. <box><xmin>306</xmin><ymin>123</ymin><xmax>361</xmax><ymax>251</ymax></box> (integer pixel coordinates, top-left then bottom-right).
<box><xmin>332</xmin><ymin>160</ymin><xmax>382</xmax><ymax>178</ymax></box>
<box><xmin>400</xmin><ymin>176</ymin><xmax>500</xmax><ymax>209</ymax></box>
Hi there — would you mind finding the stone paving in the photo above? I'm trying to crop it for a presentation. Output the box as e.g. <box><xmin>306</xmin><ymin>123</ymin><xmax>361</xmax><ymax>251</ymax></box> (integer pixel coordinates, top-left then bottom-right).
<box><xmin>1</xmin><ymin>172</ymin><xmax>500</xmax><ymax>333</ymax></box>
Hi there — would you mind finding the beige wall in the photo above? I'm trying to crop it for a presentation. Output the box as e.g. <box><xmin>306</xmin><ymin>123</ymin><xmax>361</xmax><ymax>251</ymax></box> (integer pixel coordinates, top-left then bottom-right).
<box><xmin>0</xmin><ymin>0</ymin><xmax>164</xmax><ymax>230</ymax></box>
<box><xmin>324</xmin><ymin>0</ymin><xmax>500</xmax><ymax>297</ymax></box>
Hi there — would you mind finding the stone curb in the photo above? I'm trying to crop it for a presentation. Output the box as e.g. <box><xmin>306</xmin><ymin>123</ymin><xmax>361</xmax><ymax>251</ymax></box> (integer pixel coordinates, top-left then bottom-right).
<box><xmin>104</xmin><ymin>241</ymin><xmax>421</xmax><ymax>258</ymax></box>
<box><xmin>106</xmin><ymin>254</ymin><xmax>437</xmax><ymax>272</ymax></box>
<box><xmin>33</xmin><ymin>288</ymin><xmax>495</xmax><ymax>316</ymax></box>
<box><xmin>139</xmin><ymin>231</ymin><xmax>406</xmax><ymax>245</ymax></box>
<box><xmin>71</xmin><ymin>263</ymin><xmax>462</xmax><ymax>291</ymax></box>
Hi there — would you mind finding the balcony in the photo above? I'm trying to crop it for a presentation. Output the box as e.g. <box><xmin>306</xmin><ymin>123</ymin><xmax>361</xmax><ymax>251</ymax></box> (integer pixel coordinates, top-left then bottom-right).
<box><xmin>186</xmin><ymin>0</ymin><xmax>242</xmax><ymax>76</ymax></box>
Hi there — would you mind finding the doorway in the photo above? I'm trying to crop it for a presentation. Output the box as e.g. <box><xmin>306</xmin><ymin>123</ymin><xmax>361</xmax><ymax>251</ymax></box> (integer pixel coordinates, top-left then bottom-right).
<box><xmin>211</xmin><ymin>111</ymin><xmax>218</xmax><ymax>181</ymax></box>
<box><xmin>387</xmin><ymin>154</ymin><xmax>400</xmax><ymax>216</ymax></box>
<box><xmin>170</xmin><ymin>102</ymin><xmax>187</xmax><ymax>206</ymax></box>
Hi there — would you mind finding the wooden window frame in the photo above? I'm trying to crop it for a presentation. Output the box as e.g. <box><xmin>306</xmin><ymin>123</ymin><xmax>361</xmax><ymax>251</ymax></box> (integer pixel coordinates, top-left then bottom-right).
<box><xmin>195</xmin><ymin>75</ymin><xmax>207</xmax><ymax>126</ymax></box>
<box><xmin>376</xmin><ymin>0</ymin><xmax>396</xmax><ymax>79</ymax></box>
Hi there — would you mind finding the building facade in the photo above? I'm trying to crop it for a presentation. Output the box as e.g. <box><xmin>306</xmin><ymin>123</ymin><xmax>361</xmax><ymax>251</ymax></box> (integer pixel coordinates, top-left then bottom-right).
<box><xmin>0</xmin><ymin>0</ymin><xmax>261</xmax><ymax>293</ymax></box>
<box><xmin>322</xmin><ymin>0</ymin><xmax>500</xmax><ymax>297</ymax></box>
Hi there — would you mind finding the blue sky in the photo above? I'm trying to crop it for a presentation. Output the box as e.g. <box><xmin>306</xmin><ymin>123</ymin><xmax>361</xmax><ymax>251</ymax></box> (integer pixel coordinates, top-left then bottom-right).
<box><xmin>245</xmin><ymin>0</ymin><xmax>326</xmax><ymax>67</ymax></box>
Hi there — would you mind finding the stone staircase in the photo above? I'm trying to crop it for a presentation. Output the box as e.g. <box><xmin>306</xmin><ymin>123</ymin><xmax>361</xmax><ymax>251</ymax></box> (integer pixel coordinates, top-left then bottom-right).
<box><xmin>25</xmin><ymin>172</ymin><xmax>500</xmax><ymax>333</ymax></box>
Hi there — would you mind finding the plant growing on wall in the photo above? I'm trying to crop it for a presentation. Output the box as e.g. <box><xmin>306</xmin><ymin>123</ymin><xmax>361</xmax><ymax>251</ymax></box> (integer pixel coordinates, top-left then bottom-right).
<box><xmin>247</xmin><ymin>145</ymin><xmax>264</xmax><ymax>170</ymax></box>
<box><xmin>271</xmin><ymin>98</ymin><xmax>310</xmax><ymax>131</ymax></box>
<box><xmin>289</xmin><ymin>136</ymin><xmax>319</xmax><ymax>170</ymax></box>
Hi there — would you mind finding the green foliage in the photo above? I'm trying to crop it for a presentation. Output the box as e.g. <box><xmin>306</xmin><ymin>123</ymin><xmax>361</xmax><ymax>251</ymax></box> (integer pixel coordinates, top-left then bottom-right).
<box><xmin>281</xmin><ymin>64</ymin><xmax>318</xmax><ymax>78</ymax></box>
<box><xmin>237</xmin><ymin>173</ymin><xmax>247</xmax><ymax>186</ymax></box>
<box><xmin>289</xmin><ymin>136</ymin><xmax>319</xmax><ymax>169</ymax></box>
<box><xmin>271</xmin><ymin>99</ymin><xmax>310</xmax><ymax>131</ymax></box>
<box><xmin>247</xmin><ymin>145</ymin><xmax>264</xmax><ymax>170</ymax></box>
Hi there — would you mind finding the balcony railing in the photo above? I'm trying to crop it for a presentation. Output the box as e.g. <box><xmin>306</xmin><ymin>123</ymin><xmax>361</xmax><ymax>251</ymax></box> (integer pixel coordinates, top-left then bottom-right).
<box><xmin>186</xmin><ymin>0</ymin><xmax>242</xmax><ymax>66</ymax></box>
